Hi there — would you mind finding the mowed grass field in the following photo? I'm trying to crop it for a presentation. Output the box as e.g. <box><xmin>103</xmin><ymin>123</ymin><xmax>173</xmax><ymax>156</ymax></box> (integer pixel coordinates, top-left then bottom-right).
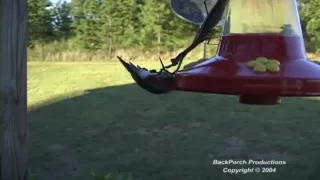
<box><xmin>28</xmin><ymin>61</ymin><xmax>320</xmax><ymax>180</ymax></box>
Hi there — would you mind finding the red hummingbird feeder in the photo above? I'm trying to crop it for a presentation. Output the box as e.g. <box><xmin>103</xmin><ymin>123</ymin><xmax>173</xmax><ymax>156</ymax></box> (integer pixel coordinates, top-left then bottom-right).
<box><xmin>118</xmin><ymin>0</ymin><xmax>320</xmax><ymax>105</ymax></box>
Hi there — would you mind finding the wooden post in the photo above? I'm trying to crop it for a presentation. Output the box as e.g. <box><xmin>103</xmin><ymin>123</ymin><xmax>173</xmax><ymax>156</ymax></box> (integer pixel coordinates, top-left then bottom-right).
<box><xmin>203</xmin><ymin>42</ymin><xmax>207</xmax><ymax>59</ymax></box>
<box><xmin>0</xmin><ymin>0</ymin><xmax>28</xmax><ymax>179</ymax></box>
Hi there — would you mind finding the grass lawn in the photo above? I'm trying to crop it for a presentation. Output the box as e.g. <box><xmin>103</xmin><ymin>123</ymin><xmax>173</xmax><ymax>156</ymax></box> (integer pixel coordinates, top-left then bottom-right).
<box><xmin>27</xmin><ymin>61</ymin><xmax>320</xmax><ymax>180</ymax></box>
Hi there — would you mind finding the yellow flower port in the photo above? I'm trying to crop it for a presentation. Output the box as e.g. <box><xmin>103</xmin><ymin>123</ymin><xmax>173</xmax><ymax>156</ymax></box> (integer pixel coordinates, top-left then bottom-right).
<box><xmin>247</xmin><ymin>57</ymin><xmax>281</xmax><ymax>73</ymax></box>
<box><xmin>253</xmin><ymin>63</ymin><xmax>267</xmax><ymax>73</ymax></box>
<box><xmin>255</xmin><ymin>57</ymin><xmax>269</xmax><ymax>64</ymax></box>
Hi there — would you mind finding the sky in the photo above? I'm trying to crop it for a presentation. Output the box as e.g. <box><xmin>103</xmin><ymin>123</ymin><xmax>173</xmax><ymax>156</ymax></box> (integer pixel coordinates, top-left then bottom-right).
<box><xmin>50</xmin><ymin>0</ymin><xmax>71</xmax><ymax>5</ymax></box>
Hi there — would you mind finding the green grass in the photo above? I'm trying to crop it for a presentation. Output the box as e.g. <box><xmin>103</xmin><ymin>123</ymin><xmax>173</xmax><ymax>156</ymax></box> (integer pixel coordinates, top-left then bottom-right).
<box><xmin>27</xmin><ymin>61</ymin><xmax>320</xmax><ymax>180</ymax></box>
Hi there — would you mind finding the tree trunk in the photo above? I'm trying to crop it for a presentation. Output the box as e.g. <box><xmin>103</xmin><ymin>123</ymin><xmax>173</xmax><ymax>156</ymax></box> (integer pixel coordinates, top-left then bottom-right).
<box><xmin>108</xmin><ymin>17</ymin><xmax>112</xmax><ymax>59</ymax></box>
<box><xmin>203</xmin><ymin>42</ymin><xmax>207</xmax><ymax>58</ymax></box>
<box><xmin>157</xmin><ymin>30</ymin><xmax>161</xmax><ymax>57</ymax></box>
<box><xmin>108</xmin><ymin>37</ymin><xmax>112</xmax><ymax>59</ymax></box>
<box><xmin>157</xmin><ymin>13</ymin><xmax>161</xmax><ymax>57</ymax></box>
<box><xmin>0</xmin><ymin>0</ymin><xmax>28</xmax><ymax>179</ymax></box>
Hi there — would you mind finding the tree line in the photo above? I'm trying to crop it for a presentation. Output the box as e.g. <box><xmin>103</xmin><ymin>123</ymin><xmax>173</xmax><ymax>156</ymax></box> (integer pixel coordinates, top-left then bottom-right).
<box><xmin>29</xmin><ymin>0</ymin><xmax>198</xmax><ymax>55</ymax></box>
<box><xmin>28</xmin><ymin>0</ymin><xmax>320</xmax><ymax>59</ymax></box>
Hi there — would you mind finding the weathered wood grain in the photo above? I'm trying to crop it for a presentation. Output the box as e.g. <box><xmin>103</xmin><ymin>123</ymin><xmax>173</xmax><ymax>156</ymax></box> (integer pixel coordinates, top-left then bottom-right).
<box><xmin>0</xmin><ymin>0</ymin><xmax>28</xmax><ymax>179</ymax></box>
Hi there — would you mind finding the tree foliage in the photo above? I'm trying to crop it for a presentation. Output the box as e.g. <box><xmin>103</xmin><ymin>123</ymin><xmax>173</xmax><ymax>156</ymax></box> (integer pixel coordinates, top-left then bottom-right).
<box><xmin>299</xmin><ymin>0</ymin><xmax>320</xmax><ymax>52</ymax></box>
<box><xmin>28</xmin><ymin>0</ymin><xmax>55</xmax><ymax>45</ymax></box>
<box><xmin>27</xmin><ymin>0</ymin><xmax>320</xmax><ymax>53</ymax></box>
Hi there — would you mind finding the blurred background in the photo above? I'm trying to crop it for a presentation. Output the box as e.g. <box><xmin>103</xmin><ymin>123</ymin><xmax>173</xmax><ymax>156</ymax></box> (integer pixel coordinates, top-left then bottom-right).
<box><xmin>29</xmin><ymin>0</ymin><xmax>320</xmax><ymax>62</ymax></box>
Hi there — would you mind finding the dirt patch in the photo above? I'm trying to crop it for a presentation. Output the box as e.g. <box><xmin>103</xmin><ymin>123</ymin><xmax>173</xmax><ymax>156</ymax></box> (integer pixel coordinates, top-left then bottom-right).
<box><xmin>224</xmin><ymin>137</ymin><xmax>246</xmax><ymax>155</ymax></box>
<box><xmin>48</xmin><ymin>144</ymin><xmax>65</xmax><ymax>153</ymax></box>
<box><xmin>35</xmin><ymin>144</ymin><xmax>86</xmax><ymax>180</ymax></box>
<box><xmin>133</xmin><ymin>125</ymin><xmax>183</xmax><ymax>137</ymax></box>
<box><xmin>187</xmin><ymin>122</ymin><xmax>202</xmax><ymax>127</ymax></box>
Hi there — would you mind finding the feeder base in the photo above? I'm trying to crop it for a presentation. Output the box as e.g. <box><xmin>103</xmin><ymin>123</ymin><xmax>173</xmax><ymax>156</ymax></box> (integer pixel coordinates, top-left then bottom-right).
<box><xmin>238</xmin><ymin>94</ymin><xmax>281</xmax><ymax>105</ymax></box>
<box><xmin>174</xmin><ymin>56</ymin><xmax>320</xmax><ymax>105</ymax></box>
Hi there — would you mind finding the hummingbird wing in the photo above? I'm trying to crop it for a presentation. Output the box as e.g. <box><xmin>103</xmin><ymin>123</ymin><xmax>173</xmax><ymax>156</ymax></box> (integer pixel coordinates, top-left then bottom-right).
<box><xmin>171</xmin><ymin>0</ymin><xmax>230</xmax><ymax>68</ymax></box>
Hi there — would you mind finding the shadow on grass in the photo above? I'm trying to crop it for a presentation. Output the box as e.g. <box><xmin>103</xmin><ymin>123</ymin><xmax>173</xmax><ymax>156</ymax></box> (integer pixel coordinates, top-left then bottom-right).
<box><xmin>28</xmin><ymin>83</ymin><xmax>320</xmax><ymax>180</ymax></box>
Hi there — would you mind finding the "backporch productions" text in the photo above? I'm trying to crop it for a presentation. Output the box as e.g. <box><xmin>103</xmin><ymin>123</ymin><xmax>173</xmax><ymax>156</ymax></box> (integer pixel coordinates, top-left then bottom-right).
<box><xmin>212</xmin><ymin>159</ymin><xmax>286</xmax><ymax>165</ymax></box>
